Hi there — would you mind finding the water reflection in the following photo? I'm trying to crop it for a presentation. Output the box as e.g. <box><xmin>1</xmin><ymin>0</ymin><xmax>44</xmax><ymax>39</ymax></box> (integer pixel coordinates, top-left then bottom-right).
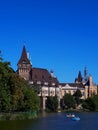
<box><xmin>0</xmin><ymin>112</ymin><xmax>98</xmax><ymax>130</ymax></box>
<box><xmin>0</xmin><ymin>119</ymin><xmax>34</xmax><ymax>130</ymax></box>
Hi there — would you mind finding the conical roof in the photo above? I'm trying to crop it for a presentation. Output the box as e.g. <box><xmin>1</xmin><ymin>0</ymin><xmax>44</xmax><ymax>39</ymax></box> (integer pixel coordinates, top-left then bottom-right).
<box><xmin>77</xmin><ymin>71</ymin><xmax>82</xmax><ymax>82</ymax></box>
<box><xmin>18</xmin><ymin>46</ymin><xmax>30</xmax><ymax>64</ymax></box>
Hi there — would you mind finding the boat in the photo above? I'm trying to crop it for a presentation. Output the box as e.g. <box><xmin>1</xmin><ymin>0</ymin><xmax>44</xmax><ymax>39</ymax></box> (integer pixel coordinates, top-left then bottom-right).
<box><xmin>72</xmin><ymin>117</ymin><xmax>80</xmax><ymax>121</ymax></box>
<box><xmin>66</xmin><ymin>113</ymin><xmax>75</xmax><ymax>118</ymax></box>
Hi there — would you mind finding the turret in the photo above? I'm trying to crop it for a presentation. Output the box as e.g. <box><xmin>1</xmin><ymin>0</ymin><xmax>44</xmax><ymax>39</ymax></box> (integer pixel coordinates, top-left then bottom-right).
<box><xmin>50</xmin><ymin>69</ymin><xmax>54</xmax><ymax>77</ymax></box>
<box><xmin>84</xmin><ymin>67</ymin><xmax>88</xmax><ymax>82</ymax></box>
<box><xmin>75</xmin><ymin>71</ymin><xmax>82</xmax><ymax>83</ymax></box>
<box><xmin>89</xmin><ymin>75</ymin><xmax>93</xmax><ymax>86</ymax></box>
<box><xmin>17</xmin><ymin>46</ymin><xmax>32</xmax><ymax>80</ymax></box>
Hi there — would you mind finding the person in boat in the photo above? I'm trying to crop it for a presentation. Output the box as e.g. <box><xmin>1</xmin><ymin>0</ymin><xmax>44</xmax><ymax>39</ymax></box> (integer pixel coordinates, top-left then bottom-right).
<box><xmin>66</xmin><ymin>113</ymin><xmax>75</xmax><ymax>117</ymax></box>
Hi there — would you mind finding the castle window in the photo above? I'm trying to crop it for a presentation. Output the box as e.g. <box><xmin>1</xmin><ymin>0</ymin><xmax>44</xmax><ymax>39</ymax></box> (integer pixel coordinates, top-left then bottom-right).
<box><xmin>82</xmin><ymin>92</ymin><xmax>85</xmax><ymax>96</ymax></box>
<box><xmin>22</xmin><ymin>60</ymin><xmax>26</xmax><ymax>64</ymax></box>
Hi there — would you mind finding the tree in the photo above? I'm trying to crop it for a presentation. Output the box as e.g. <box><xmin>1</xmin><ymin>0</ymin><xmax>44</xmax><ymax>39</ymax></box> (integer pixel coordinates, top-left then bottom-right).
<box><xmin>82</xmin><ymin>97</ymin><xmax>96</xmax><ymax>111</ymax></box>
<box><xmin>73</xmin><ymin>89</ymin><xmax>82</xmax><ymax>105</ymax></box>
<box><xmin>0</xmin><ymin>52</ymin><xmax>14</xmax><ymax>112</ymax></box>
<box><xmin>92</xmin><ymin>94</ymin><xmax>98</xmax><ymax>111</ymax></box>
<box><xmin>32</xmin><ymin>84</ymin><xmax>41</xmax><ymax>94</ymax></box>
<box><xmin>0</xmin><ymin>87</ymin><xmax>11</xmax><ymax>112</ymax></box>
<box><xmin>8</xmin><ymin>73</ymin><xmax>25</xmax><ymax>111</ymax></box>
<box><xmin>73</xmin><ymin>89</ymin><xmax>82</xmax><ymax>98</ymax></box>
<box><xmin>8</xmin><ymin>73</ymin><xmax>40</xmax><ymax>112</ymax></box>
<box><xmin>63</xmin><ymin>94</ymin><xmax>75</xmax><ymax>109</ymax></box>
<box><xmin>0</xmin><ymin>51</ymin><xmax>40</xmax><ymax>112</ymax></box>
<box><xmin>23</xmin><ymin>85</ymin><xmax>40</xmax><ymax>112</ymax></box>
<box><xmin>46</xmin><ymin>95</ymin><xmax>58</xmax><ymax>111</ymax></box>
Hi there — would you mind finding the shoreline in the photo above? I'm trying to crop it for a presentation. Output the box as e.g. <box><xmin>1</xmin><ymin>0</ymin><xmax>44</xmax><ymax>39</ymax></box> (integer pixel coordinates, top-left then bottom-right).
<box><xmin>0</xmin><ymin>111</ymin><xmax>37</xmax><ymax>121</ymax></box>
<box><xmin>0</xmin><ymin>109</ymin><xmax>97</xmax><ymax>121</ymax></box>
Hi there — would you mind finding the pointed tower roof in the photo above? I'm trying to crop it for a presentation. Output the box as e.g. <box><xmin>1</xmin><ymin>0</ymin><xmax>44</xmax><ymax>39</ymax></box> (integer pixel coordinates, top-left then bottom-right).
<box><xmin>84</xmin><ymin>66</ymin><xmax>87</xmax><ymax>77</ymax></box>
<box><xmin>18</xmin><ymin>46</ymin><xmax>31</xmax><ymax>64</ymax></box>
<box><xmin>77</xmin><ymin>71</ymin><xmax>82</xmax><ymax>83</ymax></box>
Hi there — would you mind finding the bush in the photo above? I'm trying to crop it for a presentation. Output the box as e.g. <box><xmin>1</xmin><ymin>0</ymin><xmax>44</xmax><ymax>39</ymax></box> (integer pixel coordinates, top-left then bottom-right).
<box><xmin>46</xmin><ymin>96</ymin><xmax>58</xmax><ymax>112</ymax></box>
<box><xmin>82</xmin><ymin>97</ymin><xmax>96</xmax><ymax>111</ymax></box>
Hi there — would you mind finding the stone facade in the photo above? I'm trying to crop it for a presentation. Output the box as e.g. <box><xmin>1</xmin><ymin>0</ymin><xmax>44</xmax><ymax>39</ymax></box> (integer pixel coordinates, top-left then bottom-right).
<box><xmin>17</xmin><ymin>46</ymin><xmax>97</xmax><ymax>110</ymax></box>
<box><xmin>17</xmin><ymin>46</ymin><xmax>59</xmax><ymax>109</ymax></box>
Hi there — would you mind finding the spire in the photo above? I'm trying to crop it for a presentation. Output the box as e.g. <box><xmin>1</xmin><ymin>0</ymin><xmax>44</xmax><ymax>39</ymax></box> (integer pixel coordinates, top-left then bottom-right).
<box><xmin>84</xmin><ymin>67</ymin><xmax>88</xmax><ymax>82</ymax></box>
<box><xmin>50</xmin><ymin>69</ymin><xmax>54</xmax><ymax>77</ymax></box>
<box><xmin>18</xmin><ymin>45</ymin><xmax>31</xmax><ymax>64</ymax></box>
<box><xmin>77</xmin><ymin>71</ymin><xmax>82</xmax><ymax>83</ymax></box>
<box><xmin>84</xmin><ymin>66</ymin><xmax>87</xmax><ymax>77</ymax></box>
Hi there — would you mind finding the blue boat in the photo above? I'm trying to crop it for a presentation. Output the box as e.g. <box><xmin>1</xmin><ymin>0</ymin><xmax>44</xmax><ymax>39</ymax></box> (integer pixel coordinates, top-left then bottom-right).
<box><xmin>72</xmin><ymin>117</ymin><xmax>80</xmax><ymax>121</ymax></box>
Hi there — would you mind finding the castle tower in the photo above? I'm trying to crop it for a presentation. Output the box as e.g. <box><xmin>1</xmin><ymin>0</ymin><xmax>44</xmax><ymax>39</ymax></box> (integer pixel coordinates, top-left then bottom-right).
<box><xmin>88</xmin><ymin>75</ymin><xmax>93</xmax><ymax>96</ymax></box>
<box><xmin>89</xmin><ymin>75</ymin><xmax>93</xmax><ymax>86</ymax></box>
<box><xmin>78</xmin><ymin>71</ymin><xmax>82</xmax><ymax>83</ymax></box>
<box><xmin>17</xmin><ymin>46</ymin><xmax>32</xmax><ymax>80</ymax></box>
<box><xmin>84</xmin><ymin>67</ymin><xmax>88</xmax><ymax>82</ymax></box>
<box><xmin>88</xmin><ymin>75</ymin><xmax>97</xmax><ymax>97</ymax></box>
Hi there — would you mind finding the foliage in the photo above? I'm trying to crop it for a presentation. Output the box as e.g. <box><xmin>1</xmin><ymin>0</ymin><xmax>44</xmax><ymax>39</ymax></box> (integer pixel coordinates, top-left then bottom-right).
<box><xmin>46</xmin><ymin>95</ymin><xmax>58</xmax><ymax>111</ymax></box>
<box><xmin>23</xmin><ymin>85</ymin><xmax>40</xmax><ymax>111</ymax></box>
<box><xmin>63</xmin><ymin>93</ymin><xmax>76</xmax><ymax>109</ymax></box>
<box><xmin>32</xmin><ymin>84</ymin><xmax>41</xmax><ymax>94</ymax></box>
<box><xmin>8</xmin><ymin>73</ymin><xmax>24</xmax><ymax>111</ymax></box>
<box><xmin>97</xmin><ymin>85</ymin><xmax>98</xmax><ymax>93</ymax></box>
<box><xmin>92</xmin><ymin>94</ymin><xmax>98</xmax><ymax>111</ymax></box>
<box><xmin>0</xmin><ymin>54</ymin><xmax>14</xmax><ymax>112</ymax></box>
<box><xmin>82</xmin><ymin>97</ymin><xmax>96</xmax><ymax>111</ymax></box>
<box><xmin>0</xmin><ymin>51</ymin><xmax>40</xmax><ymax>113</ymax></box>
<box><xmin>0</xmin><ymin>87</ymin><xmax>11</xmax><ymax>112</ymax></box>
<box><xmin>82</xmin><ymin>94</ymin><xmax>98</xmax><ymax>111</ymax></box>
<box><xmin>0</xmin><ymin>112</ymin><xmax>37</xmax><ymax>120</ymax></box>
<box><xmin>73</xmin><ymin>89</ymin><xmax>82</xmax><ymax>105</ymax></box>
<box><xmin>73</xmin><ymin>89</ymin><xmax>82</xmax><ymax>98</ymax></box>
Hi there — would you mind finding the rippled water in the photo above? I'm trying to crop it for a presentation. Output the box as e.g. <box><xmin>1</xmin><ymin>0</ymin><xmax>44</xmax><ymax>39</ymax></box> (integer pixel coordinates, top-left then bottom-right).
<box><xmin>0</xmin><ymin>112</ymin><xmax>98</xmax><ymax>130</ymax></box>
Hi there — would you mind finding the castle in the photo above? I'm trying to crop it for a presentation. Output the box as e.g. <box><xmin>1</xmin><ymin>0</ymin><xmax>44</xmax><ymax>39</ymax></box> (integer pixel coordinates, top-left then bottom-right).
<box><xmin>17</xmin><ymin>46</ymin><xmax>97</xmax><ymax>110</ymax></box>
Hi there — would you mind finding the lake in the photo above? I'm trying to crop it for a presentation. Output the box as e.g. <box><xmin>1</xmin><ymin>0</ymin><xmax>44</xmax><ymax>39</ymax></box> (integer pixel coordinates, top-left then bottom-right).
<box><xmin>0</xmin><ymin>112</ymin><xmax>98</xmax><ymax>130</ymax></box>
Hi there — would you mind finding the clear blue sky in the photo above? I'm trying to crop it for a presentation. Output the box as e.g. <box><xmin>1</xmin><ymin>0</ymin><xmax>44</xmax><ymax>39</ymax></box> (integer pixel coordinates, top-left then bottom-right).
<box><xmin>0</xmin><ymin>0</ymin><xmax>98</xmax><ymax>84</ymax></box>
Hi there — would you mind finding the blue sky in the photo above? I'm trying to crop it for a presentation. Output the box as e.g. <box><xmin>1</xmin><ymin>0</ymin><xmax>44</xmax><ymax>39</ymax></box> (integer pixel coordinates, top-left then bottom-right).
<box><xmin>0</xmin><ymin>0</ymin><xmax>98</xmax><ymax>84</ymax></box>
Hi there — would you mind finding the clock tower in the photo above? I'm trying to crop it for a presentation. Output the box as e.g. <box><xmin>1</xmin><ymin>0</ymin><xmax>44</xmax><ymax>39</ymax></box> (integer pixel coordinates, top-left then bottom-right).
<box><xmin>17</xmin><ymin>46</ymin><xmax>32</xmax><ymax>80</ymax></box>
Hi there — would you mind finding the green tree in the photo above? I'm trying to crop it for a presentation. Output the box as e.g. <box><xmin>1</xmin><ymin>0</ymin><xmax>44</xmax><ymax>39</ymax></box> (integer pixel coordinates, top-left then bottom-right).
<box><xmin>0</xmin><ymin>52</ymin><xmax>14</xmax><ymax>112</ymax></box>
<box><xmin>73</xmin><ymin>89</ymin><xmax>82</xmax><ymax>105</ymax></box>
<box><xmin>8</xmin><ymin>73</ymin><xmax>25</xmax><ymax>111</ymax></box>
<box><xmin>32</xmin><ymin>84</ymin><xmax>41</xmax><ymax>94</ymax></box>
<box><xmin>63</xmin><ymin>94</ymin><xmax>75</xmax><ymax>109</ymax></box>
<box><xmin>23</xmin><ymin>85</ymin><xmax>40</xmax><ymax>112</ymax></box>
<box><xmin>0</xmin><ymin>51</ymin><xmax>40</xmax><ymax>113</ymax></box>
<box><xmin>92</xmin><ymin>94</ymin><xmax>98</xmax><ymax>111</ymax></box>
<box><xmin>46</xmin><ymin>95</ymin><xmax>58</xmax><ymax>111</ymax></box>
<box><xmin>0</xmin><ymin>87</ymin><xmax>11</xmax><ymax>112</ymax></box>
<box><xmin>82</xmin><ymin>97</ymin><xmax>96</xmax><ymax>111</ymax></box>
<box><xmin>73</xmin><ymin>89</ymin><xmax>82</xmax><ymax>98</ymax></box>
<box><xmin>8</xmin><ymin>73</ymin><xmax>40</xmax><ymax>112</ymax></box>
